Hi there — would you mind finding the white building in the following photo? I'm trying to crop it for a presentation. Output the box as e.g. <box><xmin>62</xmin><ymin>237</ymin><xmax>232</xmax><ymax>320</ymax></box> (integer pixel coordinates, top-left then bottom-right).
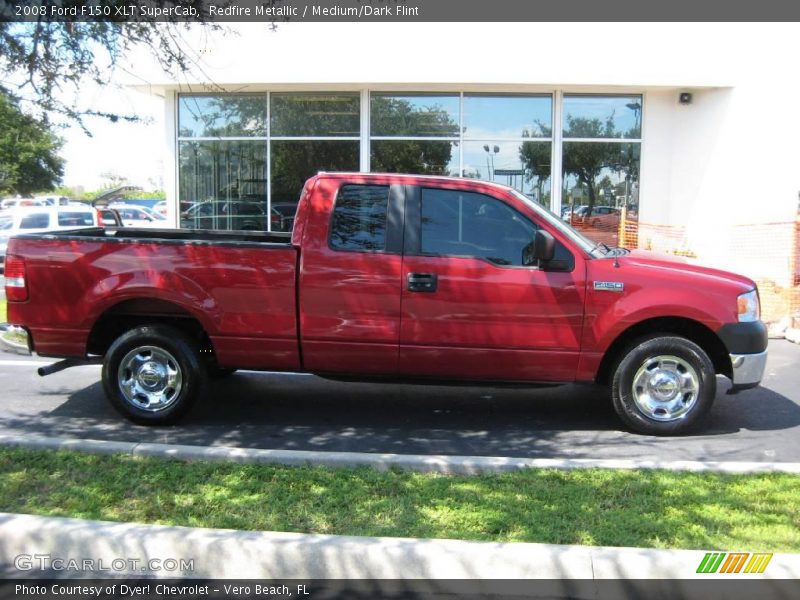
<box><xmin>134</xmin><ymin>22</ymin><xmax>800</xmax><ymax>322</ymax></box>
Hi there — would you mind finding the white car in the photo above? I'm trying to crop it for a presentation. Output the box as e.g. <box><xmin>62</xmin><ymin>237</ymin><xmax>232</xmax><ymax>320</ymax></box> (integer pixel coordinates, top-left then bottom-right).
<box><xmin>0</xmin><ymin>206</ymin><xmax>100</xmax><ymax>271</ymax></box>
<box><xmin>109</xmin><ymin>204</ymin><xmax>168</xmax><ymax>228</ymax></box>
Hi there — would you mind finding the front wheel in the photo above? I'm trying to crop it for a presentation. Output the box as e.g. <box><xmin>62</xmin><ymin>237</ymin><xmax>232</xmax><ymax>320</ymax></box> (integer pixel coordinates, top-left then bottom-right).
<box><xmin>102</xmin><ymin>325</ymin><xmax>207</xmax><ymax>425</ymax></box>
<box><xmin>611</xmin><ymin>335</ymin><xmax>716</xmax><ymax>435</ymax></box>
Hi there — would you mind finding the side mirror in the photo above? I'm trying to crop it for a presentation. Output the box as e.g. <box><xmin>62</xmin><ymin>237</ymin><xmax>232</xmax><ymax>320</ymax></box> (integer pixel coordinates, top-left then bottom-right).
<box><xmin>523</xmin><ymin>230</ymin><xmax>555</xmax><ymax>266</ymax></box>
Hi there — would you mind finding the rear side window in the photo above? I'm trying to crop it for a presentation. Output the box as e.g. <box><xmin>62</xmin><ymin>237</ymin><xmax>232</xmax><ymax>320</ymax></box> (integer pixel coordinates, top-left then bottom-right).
<box><xmin>57</xmin><ymin>212</ymin><xmax>94</xmax><ymax>227</ymax></box>
<box><xmin>19</xmin><ymin>213</ymin><xmax>50</xmax><ymax>229</ymax></box>
<box><xmin>330</xmin><ymin>185</ymin><xmax>390</xmax><ymax>251</ymax></box>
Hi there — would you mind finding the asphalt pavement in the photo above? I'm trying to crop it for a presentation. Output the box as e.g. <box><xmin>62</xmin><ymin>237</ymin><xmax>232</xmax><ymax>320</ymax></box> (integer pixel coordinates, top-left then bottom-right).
<box><xmin>0</xmin><ymin>341</ymin><xmax>799</xmax><ymax>463</ymax></box>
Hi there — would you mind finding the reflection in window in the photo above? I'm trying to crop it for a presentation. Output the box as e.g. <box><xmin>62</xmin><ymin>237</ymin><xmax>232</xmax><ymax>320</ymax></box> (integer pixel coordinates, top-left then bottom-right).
<box><xmin>178</xmin><ymin>140</ymin><xmax>269</xmax><ymax>231</ymax></box>
<box><xmin>463</xmin><ymin>95</ymin><xmax>552</xmax><ymax>139</ymax></box>
<box><xmin>271</xmin><ymin>93</ymin><xmax>360</xmax><ymax>137</ymax></box>
<box><xmin>271</xmin><ymin>140</ymin><xmax>359</xmax><ymax>230</ymax></box>
<box><xmin>461</xmin><ymin>141</ymin><xmax>552</xmax><ymax>206</ymax></box>
<box><xmin>562</xmin><ymin>142</ymin><xmax>640</xmax><ymax>246</ymax></box>
<box><xmin>330</xmin><ymin>185</ymin><xmax>389</xmax><ymax>251</ymax></box>
<box><xmin>371</xmin><ymin>94</ymin><xmax>460</xmax><ymax>137</ymax></box>
<box><xmin>178</xmin><ymin>95</ymin><xmax>267</xmax><ymax>138</ymax></box>
<box><xmin>371</xmin><ymin>140</ymin><xmax>458</xmax><ymax>176</ymax></box>
<box><xmin>562</xmin><ymin>95</ymin><xmax>642</xmax><ymax>139</ymax></box>
<box><xmin>420</xmin><ymin>188</ymin><xmax>537</xmax><ymax>266</ymax></box>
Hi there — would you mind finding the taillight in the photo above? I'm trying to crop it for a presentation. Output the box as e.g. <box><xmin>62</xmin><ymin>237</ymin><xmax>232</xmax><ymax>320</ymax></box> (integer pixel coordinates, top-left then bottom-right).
<box><xmin>96</xmin><ymin>208</ymin><xmax>105</xmax><ymax>228</ymax></box>
<box><xmin>5</xmin><ymin>255</ymin><xmax>28</xmax><ymax>302</ymax></box>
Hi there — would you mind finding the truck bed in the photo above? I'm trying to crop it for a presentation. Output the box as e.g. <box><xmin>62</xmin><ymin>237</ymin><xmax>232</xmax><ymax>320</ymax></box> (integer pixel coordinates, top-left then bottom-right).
<box><xmin>29</xmin><ymin>226</ymin><xmax>293</xmax><ymax>246</ymax></box>
<box><xmin>8</xmin><ymin>227</ymin><xmax>300</xmax><ymax>370</ymax></box>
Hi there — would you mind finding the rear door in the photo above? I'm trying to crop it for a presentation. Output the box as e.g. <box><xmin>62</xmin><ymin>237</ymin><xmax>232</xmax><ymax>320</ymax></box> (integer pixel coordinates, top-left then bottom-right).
<box><xmin>399</xmin><ymin>185</ymin><xmax>586</xmax><ymax>382</ymax></box>
<box><xmin>298</xmin><ymin>179</ymin><xmax>405</xmax><ymax>375</ymax></box>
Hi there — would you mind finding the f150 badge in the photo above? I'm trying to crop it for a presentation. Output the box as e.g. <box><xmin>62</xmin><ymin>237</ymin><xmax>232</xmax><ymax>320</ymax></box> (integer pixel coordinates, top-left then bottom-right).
<box><xmin>594</xmin><ymin>281</ymin><xmax>624</xmax><ymax>292</ymax></box>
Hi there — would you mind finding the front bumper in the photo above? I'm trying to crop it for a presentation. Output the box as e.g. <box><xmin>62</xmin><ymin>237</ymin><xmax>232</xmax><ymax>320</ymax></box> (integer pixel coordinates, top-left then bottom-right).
<box><xmin>729</xmin><ymin>350</ymin><xmax>767</xmax><ymax>391</ymax></box>
<box><xmin>717</xmin><ymin>320</ymin><xmax>768</xmax><ymax>393</ymax></box>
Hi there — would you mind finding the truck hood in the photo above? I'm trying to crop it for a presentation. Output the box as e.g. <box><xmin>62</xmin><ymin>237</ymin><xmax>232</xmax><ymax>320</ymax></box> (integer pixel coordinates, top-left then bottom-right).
<box><xmin>616</xmin><ymin>249</ymin><xmax>756</xmax><ymax>294</ymax></box>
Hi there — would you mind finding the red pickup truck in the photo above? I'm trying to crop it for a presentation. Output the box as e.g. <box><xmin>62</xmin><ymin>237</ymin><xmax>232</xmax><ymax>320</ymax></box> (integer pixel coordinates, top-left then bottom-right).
<box><xmin>4</xmin><ymin>173</ymin><xmax>767</xmax><ymax>435</ymax></box>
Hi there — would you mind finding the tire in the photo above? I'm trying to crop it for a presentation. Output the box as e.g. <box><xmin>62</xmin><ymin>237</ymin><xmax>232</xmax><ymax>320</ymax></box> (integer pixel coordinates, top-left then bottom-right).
<box><xmin>102</xmin><ymin>325</ymin><xmax>207</xmax><ymax>425</ymax></box>
<box><xmin>611</xmin><ymin>335</ymin><xmax>716</xmax><ymax>435</ymax></box>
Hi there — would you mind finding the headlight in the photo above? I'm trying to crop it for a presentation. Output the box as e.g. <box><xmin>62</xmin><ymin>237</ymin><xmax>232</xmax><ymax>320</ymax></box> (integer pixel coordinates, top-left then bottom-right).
<box><xmin>737</xmin><ymin>289</ymin><xmax>760</xmax><ymax>322</ymax></box>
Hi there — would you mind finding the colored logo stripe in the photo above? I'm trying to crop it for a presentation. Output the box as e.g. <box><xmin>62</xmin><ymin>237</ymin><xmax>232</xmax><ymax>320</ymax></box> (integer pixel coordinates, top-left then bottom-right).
<box><xmin>744</xmin><ymin>553</ymin><xmax>773</xmax><ymax>574</ymax></box>
<box><xmin>696</xmin><ymin>552</ymin><xmax>773</xmax><ymax>574</ymax></box>
<box><xmin>697</xmin><ymin>553</ymin><xmax>726</xmax><ymax>573</ymax></box>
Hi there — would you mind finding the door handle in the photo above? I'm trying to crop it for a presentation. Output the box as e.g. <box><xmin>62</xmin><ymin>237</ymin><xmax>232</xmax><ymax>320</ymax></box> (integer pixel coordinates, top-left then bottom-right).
<box><xmin>407</xmin><ymin>272</ymin><xmax>438</xmax><ymax>293</ymax></box>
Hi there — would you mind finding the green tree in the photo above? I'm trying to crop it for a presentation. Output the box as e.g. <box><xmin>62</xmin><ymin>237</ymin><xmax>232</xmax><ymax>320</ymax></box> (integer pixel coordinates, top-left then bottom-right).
<box><xmin>0</xmin><ymin>2</ymin><xmax>225</xmax><ymax>127</ymax></box>
<box><xmin>0</xmin><ymin>91</ymin><xmax>64</xmax><ymax>195</ymax></box>
<box><xmin>561</xmin><ymin>115</ymin><xmax>626</xmax><ymax>217</ymax></box>
<box><xmin>519</xmin><ymin>121</ymin><xmax>552</xmax><ymax>206</ymax></box>
<box><xmin>370</xmin><ymin>97</ymin><xmax>457</xmax><ymax>175</ymax></box>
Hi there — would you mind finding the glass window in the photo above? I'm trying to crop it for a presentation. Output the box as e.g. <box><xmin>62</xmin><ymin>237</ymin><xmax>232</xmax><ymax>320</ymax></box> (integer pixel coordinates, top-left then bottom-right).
<box><xmin>330</xmin><ymin>185</ymin><xmax>390</xmax><ymax>252</ymax></box>
<box><xmin>463</xmin><ymin>95</ymin><xmax>552</xmax><ymax>139</ymax></box>
<box><xmin>562</xmin><ymin>142</ymin><xmax>640</xmax><ymax>246</ymax></box>
<box><xmin>462</xmin><ymin>141</ymin><xmax>551</xmax><ymax>206</ymax></box>
<box><xmin>179</xmin><ymin>140</ymin><xmax>269</xmax><ymax>231</ymax></box>
<box><xmin>371</xmin><ymin>94</ymin><xmax>459</xmax><ymax>137</ymax></box>
<box><xmin>420</xmin><ymin>188</ymin><xmax>537</xmax><ymax>266</ymax></box>
<box><xmin>19</xmin><ymin>213</ymin><xmax>50</xmax><ymax>229</ymax></box>
<box><xmin>562</xmin><ymin>95</ymin><xmax>642</xmax><ymax>139</ymax></box>
<box><xmin>57</xmin><ymin>212</ymin><xmax>94</xmax><ymax>227</ymax></box>
<box><xmin>271</xmin><ymin>93</ymin><xmax>360</xmax><ymax>137</ymax></box>
<box><xmin>271</xmin><ymin>140</ymin><xmax>359</xmax><ymax>232</ymax></box>
<box><xmin>370</xmin><ymin>140</ymin><xmax>458</xmax><ymax>176</ymax></box>
<box><xmin>178</xmin><ymin>95</ymin><xmax>267</xmax><ymax>138</ymax></box>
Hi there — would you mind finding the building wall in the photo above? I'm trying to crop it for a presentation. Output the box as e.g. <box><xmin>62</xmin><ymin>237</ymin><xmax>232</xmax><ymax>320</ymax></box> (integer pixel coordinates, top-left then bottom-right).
<box><xmin>139</xmin><ymin>22</ymin><xmax>800</xmax><ymax>319</ymax></box>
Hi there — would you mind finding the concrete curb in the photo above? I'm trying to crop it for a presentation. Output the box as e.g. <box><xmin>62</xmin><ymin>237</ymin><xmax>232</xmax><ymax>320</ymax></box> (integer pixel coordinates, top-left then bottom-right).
<box><xmin>1</xmin><ymin>512</ymin><xmax>799</xmax><ymax>580</ymax></box>
<box><xmin>2</xmin><ymin>433</ymin><xmax>800</xmax><ymax>474</ymax></box>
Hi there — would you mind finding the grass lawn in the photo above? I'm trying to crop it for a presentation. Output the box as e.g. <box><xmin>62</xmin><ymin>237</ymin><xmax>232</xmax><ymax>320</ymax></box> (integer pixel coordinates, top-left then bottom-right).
<box><xmin>1</xmin><ymin>447</ymin><xmax>798</xmax><ymax>552</ymax></box>
<box><xmin>0</xmin><ymin>298</ymin><xmax>6</xmax><ymax>322</ymax></box>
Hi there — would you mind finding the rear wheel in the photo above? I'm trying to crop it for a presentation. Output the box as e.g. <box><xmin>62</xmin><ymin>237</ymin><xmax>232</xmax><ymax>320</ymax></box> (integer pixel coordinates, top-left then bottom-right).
<box><xmin>611</xmin><ymin>335</ymin><xmax>716</xmax><ymax>435</ymax></box>
<box><xmin>102</xmin><ymin>325</ymin><xmax>207</xmax><ymax>425</ymax></box>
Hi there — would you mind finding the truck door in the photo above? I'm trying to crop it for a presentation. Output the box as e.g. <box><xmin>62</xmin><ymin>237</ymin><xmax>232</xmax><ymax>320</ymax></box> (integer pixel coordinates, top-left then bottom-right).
<box><xmin>399</xmin><ymin>185</ymin><xmax>586</xmax><ymax>382</ymax></box>
<box><xmin>298</xmin><ymin>179</ymin><xmax>404</xmax><ymax>375</ymax></box>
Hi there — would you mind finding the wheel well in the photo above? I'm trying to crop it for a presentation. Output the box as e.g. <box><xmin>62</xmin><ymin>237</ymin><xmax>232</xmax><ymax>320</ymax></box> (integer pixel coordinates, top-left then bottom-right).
<box><xmin>86</xmin><ymin>299</ymin><xmax>215</xmax><ymax>358</ymax></box>
<box><xmin>595</xmin><ymin>317</ymin><xmax>731</xmax><ymax>385</ymax></box>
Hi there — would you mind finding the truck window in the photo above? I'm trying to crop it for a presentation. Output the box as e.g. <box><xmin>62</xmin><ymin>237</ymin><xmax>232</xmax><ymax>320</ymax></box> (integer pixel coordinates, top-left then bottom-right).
<box><xmin>19</xmin><ymin>213</ymin><xmax>51</xmax><ymax>229</ymax></box>
<box><xmin>57</xmin><ymin>212</ymin><xmax>94</xmax><ymax>227</ymax></box>
<box><xmin>420</xmin><ymin>188</ymin><xmax>537</xmax><ymax>266</ymax></box>
<box><xmin>330</xmin><ymin>184</ymin><xmax>390</xmax><ymax>252</ymax></box>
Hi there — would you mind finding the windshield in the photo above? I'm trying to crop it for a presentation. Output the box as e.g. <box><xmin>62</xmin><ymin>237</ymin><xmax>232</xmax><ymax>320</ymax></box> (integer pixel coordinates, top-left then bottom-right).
<box><xmin>509</xmin><ymin>189</ymin><xmax>601</xmax><ymax>256</ymax></box>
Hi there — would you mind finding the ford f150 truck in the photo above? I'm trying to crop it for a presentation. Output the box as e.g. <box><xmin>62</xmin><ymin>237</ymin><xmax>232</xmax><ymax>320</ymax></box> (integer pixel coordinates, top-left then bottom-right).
<box><xmin>4</xmin><ymin>173</ymin><xmax>768</xmax><ymax>435</ymax></box>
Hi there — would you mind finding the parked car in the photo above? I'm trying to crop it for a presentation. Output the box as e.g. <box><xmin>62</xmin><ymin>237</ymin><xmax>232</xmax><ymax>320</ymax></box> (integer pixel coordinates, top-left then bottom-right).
<box><xmin>271</xmin><ymin>202</ymin><xmax>299</xmax><ymax>232</ymax></box>
<box><xmin>573</xmin><ymin>205</ymin><xmax>621</xmax><ymax>229</ymax></box>
<box><xmin>97</xmin><ymin>207</ymin><xmax>124</xmax><ymax>227</ymax></box>
<box><xmin>153</xmin><ymin>201</ymin><xmax>168</xmax><ymax>216</ymax></box>
<box><xmin>5</xmin><ymin>173</ymin><xmax>767</xmax><ymax>435</ymax></box>
<box><xmin>1</xmin><ymin>198</ymin><xmax>46</xmax><ymax>210</ymax></box>
<box><xmin>180</xmin><ymin>200</ymin><xmax>273</xmax><ymax>231</ymax></box>
<box><xmin>0</xmin><ymin>205</ymin><xmax>100</xmax><ymax>271</ymax></box>
<box><xmin>562</xmin><ymin>204</ymin><xmax>587</xmax><ymax>221</ymax></box>
<box><xmin>110</xmin><ymin>204</ymin><xmax>168</xmax><ymax>228</ymax></box>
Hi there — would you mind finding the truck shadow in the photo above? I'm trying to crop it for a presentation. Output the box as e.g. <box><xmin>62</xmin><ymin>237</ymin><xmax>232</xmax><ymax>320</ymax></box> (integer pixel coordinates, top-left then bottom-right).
<box><xmin>5</xmin><ymin>371</ymin><xmax>798</xmax><ymax>458</ymax></box>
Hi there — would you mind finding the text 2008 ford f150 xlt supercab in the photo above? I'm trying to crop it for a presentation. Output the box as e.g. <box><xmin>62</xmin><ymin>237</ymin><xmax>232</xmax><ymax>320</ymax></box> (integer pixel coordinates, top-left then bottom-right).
<box><xmin>4</xmin><ymin>173</ymin><xmax>768</xmax><ymax>435</ymax></box>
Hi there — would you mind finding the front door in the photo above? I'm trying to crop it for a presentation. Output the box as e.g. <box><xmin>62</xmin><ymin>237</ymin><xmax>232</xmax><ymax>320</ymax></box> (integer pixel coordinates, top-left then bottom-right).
<box><xmin>399</xmin><ymin>186</ymin><xmax>586</xmax><ymax>382</ymax></box>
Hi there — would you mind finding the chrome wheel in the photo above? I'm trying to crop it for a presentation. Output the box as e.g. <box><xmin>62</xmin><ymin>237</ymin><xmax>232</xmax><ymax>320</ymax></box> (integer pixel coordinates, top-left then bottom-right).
<box><xmin>631</xmin><ymin>355</ymin><xmax>699</xmax><ymax>422</ymax></box>
<box><xmin>117</xmin><ymin>346</ymin><xmax>183</xmax><ymax>412</ymax></box>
